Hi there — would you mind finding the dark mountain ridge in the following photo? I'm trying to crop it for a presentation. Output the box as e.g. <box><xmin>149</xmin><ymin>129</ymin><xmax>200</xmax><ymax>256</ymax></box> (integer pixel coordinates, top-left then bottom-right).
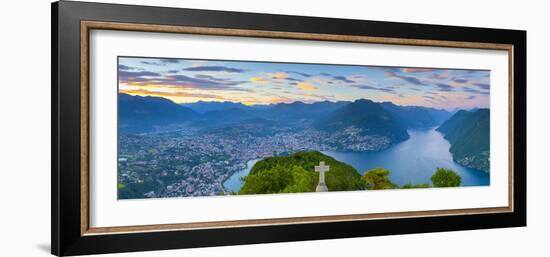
<box><xmin>381</xmin><ymin>102</ymin><xmax>436</xmax><ymax>128</ymax></box>
<box><xmin>180</xmin><ymin>101</ymin><xmax>251</xmax><ymax>113</ymax></box>
<box><xmin>436</xmin><ymin>109</ymin><xmax>490</xmax><ymax>172</ymax></box>
<box><xmin>380</xmin><ymin>102</ymin><xmax>452</xmax><ymax>127</ymax></box>
<box><xmin>118</xmin><ymin>93</ymin><xmax>199</xmax><ymax>133</ymax></box>
<box><xmin>119</xmin><ymin>94</ymin><xmax>454</xmax><ymax>141</ymax></box>
<box><xmin>315</xmin><ymin>99</ymin><xmax>410</xmax><ymax>143</ymax></box>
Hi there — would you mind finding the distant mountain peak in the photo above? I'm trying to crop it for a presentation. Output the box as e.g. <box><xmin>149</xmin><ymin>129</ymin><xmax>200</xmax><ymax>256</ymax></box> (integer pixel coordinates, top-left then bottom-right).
<box><xmin>315</xmin><ymin>99</ymin><xmax>409</xmax><ymax>144</ymax></box>
<box><xmin>276</xmin><ymin>101</ymin><xmax>307</xmax><ymax>106</ymax></box>
<box><xmin>354</xmin><ymin>98</ymin><xmax>375</xmax><ymax>104</ymax></box>
<box><xmin>180</xmin><ymin>101</ymin><xmax>250</xmax><ymax>114</ymax></box>
<box><xmin>118</xmin><ymin>93</ymin><xmax>199</xmax><ymax>134</ymax></box>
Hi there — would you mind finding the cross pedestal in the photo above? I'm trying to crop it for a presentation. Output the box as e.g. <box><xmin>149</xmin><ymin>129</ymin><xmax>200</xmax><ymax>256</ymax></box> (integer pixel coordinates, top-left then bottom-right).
<box><xmin>315</xmin><ymin>161</ymin><xmax>330</xmax><ymax>192</ymax></box>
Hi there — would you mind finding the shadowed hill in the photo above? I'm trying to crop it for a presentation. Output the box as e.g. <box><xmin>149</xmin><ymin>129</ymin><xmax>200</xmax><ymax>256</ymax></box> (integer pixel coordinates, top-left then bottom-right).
<box><xmin>315</xmin><ymin>99</ymin><xmax>409</xmax><ymax>143</ymax></box>
<box><xmin>436</xmin><ymin>109</ymin><xmax>490</xmax><ymax>172</ymax></box>
<box><xmin>118</xmin><ymin>93</ymin><xmax>199</xmax><ymax>133</ymax></box>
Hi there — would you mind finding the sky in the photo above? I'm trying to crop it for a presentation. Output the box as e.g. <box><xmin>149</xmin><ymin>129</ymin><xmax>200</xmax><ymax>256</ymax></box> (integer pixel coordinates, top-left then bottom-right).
<box><xmin>118</xmin><ymin>57</ymin><xmax>490</xmax><ymax>110</ymax></box>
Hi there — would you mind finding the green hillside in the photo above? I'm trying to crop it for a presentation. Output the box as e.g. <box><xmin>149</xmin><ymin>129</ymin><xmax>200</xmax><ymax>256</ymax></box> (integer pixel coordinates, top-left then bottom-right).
<box><xmin>436</xmin><ymin>109</ymin><xmax>490</xmax><ymax>172</ymax></box>
<box><xmin>239</xmin><ymin>151</ymin><xmax>364</xmax><ymax>194</ymax></box>
<box><xmin>238</xmin><ymin>151</ymin><xmax>463</xmax><ymax>195</ymax></box>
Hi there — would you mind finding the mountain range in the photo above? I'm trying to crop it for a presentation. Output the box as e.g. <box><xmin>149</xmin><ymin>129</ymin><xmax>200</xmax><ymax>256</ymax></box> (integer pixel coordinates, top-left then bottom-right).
<box><xmin>436</xmin><ymin>109</ymin><xmax>490</xmax><ymax>172</ymax></box>
<box><xmin>180</xmin><ymin>101</ymin><xmax>254</xmax><ymax>113</ymax></box>
<box><xmin>315</xmin><ymin>99</ymin><xmax>410</xmax><ymax>142</ymax></box>
<box><xmin>118</xmin><ymin>93</ymin><xmax>454</xmax><ymax>146</ymax></box>
<box><xmin>118</xmin><ymin>93</ymin><xmax>199</xmax><ymax>134</ymax></box>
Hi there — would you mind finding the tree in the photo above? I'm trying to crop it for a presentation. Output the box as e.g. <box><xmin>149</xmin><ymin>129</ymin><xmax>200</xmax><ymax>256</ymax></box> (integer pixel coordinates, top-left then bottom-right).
<box><xmin>281</xmin><ymin>166</ymin><xmax>316</xmax><ymax>193</ymax></box>
<box><xmin>362</xmin><ymin>168</ymin><xmax>397</xmax><ymax>190</ymax></box>
<box><xmin>430</xmin><ymin>168</ymin><xmax>461</xmax><ymax>187</ymax></box>
<box><xmin>401</xmin><ymin>183</ymin><xmax>430</xmax><ymax>189</ymax></box>
<box><xmin>239</xmin><ymin>165</ymin><xmax>294</xmax><ymax>194</ymax></box>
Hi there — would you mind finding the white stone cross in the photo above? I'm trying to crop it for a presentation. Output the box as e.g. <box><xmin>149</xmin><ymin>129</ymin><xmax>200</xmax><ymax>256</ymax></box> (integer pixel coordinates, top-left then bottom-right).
<box><xmin>315</xmin><ymin>161</ymin><xmax>330</xmax><ymax>192</ymax></box>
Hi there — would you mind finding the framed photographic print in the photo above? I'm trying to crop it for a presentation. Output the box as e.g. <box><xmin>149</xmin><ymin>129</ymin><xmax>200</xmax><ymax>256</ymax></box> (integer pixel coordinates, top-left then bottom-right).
<box><xmin>51</xmin><ymin>1</ymin><xmax>526</xmax><ymax>256</ymax></box>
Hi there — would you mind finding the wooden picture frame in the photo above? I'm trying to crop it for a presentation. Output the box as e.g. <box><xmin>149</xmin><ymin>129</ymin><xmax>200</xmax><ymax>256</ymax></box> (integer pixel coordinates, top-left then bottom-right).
<box><xmin>52</xmin><ymin>1</ymin><xmax>526</xmax><ymax>256</ymax></box>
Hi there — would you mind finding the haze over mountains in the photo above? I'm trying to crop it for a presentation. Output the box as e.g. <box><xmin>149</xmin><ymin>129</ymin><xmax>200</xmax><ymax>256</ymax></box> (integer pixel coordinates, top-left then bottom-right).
<box><xmin>118</xmin><ymin>93</ymin><xmax>200</xmax><ymax>134</ymax></box>
<box><xmin>180</xmin><ymin>101</ymin><xmax>254</xmax><ymax>114</ymax></box>
<box><xmin>119</xmin><ymin>93</ymin><xmax>454</xmax><ymax>139</ymax></box>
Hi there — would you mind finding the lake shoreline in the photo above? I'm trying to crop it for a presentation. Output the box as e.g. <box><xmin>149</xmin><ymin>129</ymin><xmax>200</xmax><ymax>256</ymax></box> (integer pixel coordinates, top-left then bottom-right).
<box><xmin>223</xmin><ymin>128</ymin><xmax>489</xmax><ymax>192</ymax></box>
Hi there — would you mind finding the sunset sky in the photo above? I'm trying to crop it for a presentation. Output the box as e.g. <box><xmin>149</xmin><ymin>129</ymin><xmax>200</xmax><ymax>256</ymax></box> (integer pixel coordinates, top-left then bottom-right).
<box><xmin>118</xmin><ymin>57</ymin><xmax>490</xmax><ymax>110</ymax></box>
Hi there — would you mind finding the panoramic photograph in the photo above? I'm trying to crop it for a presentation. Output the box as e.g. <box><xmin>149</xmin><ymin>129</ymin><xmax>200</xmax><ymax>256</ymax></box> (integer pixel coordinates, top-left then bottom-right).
<box><xmin>117</xmin><ymin>56</ymin><xmax>490</xmax><ymax>200</ymax></box>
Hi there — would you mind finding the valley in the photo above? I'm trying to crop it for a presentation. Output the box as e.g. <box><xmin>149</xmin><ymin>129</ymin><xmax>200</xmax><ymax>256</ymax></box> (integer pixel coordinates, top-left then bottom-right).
<box><xmin>117</xmin><ymin>93</ymin><xmax>489</xmax><ymax>199</ymax></box>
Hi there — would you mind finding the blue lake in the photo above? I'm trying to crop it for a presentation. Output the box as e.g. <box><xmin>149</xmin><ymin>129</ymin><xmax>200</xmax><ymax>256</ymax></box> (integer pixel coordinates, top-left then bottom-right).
<box><xmin>223</xmin><ymin>129</ymin><xmax>489</xmax><ymax>192</ymax></box>
<box><xmin>324</xmin><ymin>129</ymin><xmax>489</xmax><ymax>186</ymax></box>
<box><xmin>223</xmin><ymin>159</ymin><xmax>260</xmax><ymax>192</ymax></box>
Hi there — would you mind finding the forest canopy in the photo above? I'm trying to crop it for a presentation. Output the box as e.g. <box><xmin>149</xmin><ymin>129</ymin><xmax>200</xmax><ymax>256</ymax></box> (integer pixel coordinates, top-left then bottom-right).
<box><xmin>237</xmin><ymin>151</ymin><xmax>462</xmax><ymax>195</ymax></box>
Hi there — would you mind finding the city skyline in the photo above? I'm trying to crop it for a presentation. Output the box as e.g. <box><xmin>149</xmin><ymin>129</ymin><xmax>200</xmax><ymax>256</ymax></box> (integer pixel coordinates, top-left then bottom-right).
<box><xmin>118</xmin><ymin>57</ymin><xmax>490</xmax><ymax>111</ymax></box>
